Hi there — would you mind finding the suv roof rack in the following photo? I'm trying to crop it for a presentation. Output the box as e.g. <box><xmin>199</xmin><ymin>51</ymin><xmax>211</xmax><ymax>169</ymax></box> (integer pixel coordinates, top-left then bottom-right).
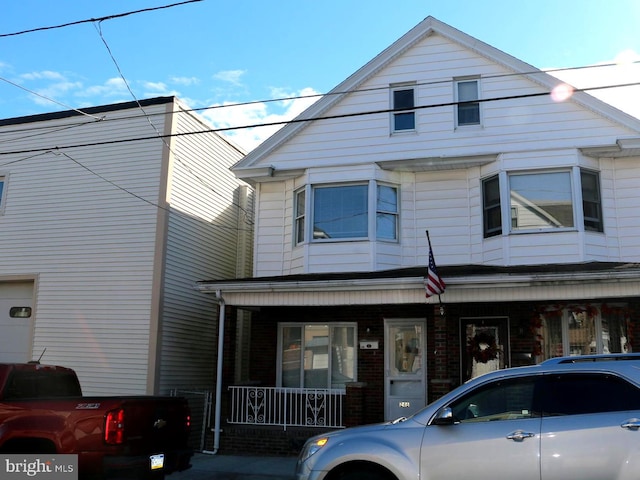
<box><xmin>542</xmin><ymin>353</ymin><xmax>640</xmax><ymax>365</ymax></box>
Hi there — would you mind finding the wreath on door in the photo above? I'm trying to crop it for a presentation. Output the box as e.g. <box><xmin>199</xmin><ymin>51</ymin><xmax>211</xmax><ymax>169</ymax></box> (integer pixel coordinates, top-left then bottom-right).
<box><xmin>468</xmin><ymin>331</ymin><xmax>499</xmax><ymax>364</ymax></box>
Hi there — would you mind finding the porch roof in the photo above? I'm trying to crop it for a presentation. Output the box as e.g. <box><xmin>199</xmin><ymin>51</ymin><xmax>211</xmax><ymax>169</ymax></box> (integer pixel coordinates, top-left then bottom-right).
<box><xmin>195</xmin><ymin>262</ymin><xmax>640</xmax><ymax>307</ymax></box>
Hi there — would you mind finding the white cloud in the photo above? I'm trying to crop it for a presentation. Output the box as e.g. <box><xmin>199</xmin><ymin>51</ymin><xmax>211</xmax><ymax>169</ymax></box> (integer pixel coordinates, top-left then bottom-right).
<box><xmin>80</xmin><ymin>77</ymin><xmax>128</xmax><ymax>97</ymax></box>
<box><xmin>549</xmin><ymin>49</ymin><xmax>640</xmax><ymax>120</ymax></box>
<box><xmin>201</xmin><ymin>87</ymin><xmax>320</xmax><ymax>152</ymax></box>
<box><xmin>213</xmin><ymin>69</ymin><xmax>246</xmax><ymax>86</ymax></box>
<box><xmin>20</xmin><ymin>70</ymin><xmax>66</xmax><ymax>81</ymax></box>
<box><xmin>170</xmin><ymin>76</ymin><xmax>200</xmax><ymax>86</ymax></box>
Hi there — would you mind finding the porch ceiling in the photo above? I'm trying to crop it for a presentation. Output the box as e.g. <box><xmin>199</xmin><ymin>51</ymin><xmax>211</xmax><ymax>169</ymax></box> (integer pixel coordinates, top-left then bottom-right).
<box><xmin>195</xmin><ymin>262</ymin><xmax>640</xmax><ymax>308</ymax></box>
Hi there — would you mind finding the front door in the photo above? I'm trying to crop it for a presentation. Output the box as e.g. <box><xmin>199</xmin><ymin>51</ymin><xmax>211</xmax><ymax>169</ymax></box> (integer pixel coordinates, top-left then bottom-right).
<box><xmin>461</xmin><ymin>317</ymin><xmax>510</xmax><ymax>382</ymax></box>
<box><xmin>385</xmin><ymin>319</ymin><xmax>426</xmax><ymax>420</ymax></box>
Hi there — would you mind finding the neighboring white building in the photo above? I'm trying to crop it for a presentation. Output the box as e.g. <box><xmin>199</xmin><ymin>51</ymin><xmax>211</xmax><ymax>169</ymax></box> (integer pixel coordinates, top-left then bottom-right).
<box><xmin>0</xmin><ymin>96</ymin><xmax>253</xmax><ymax>396</ymax></box>
<box><xmin>196</xmin><ymin>17</ymin><xmax>640</xmax><ymax>453</ymax></box>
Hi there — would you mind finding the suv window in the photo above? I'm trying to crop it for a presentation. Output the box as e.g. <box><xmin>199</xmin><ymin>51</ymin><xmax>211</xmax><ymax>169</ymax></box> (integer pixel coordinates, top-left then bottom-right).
<box><xmin>449</xmin><ymin>376</ymin><xmax>539</xmax><ymax>422</ymax></box>
<box><xmin>542</xmin><ymin>373</ymin><xmax>640</xmax><ymax>416</ymax></box>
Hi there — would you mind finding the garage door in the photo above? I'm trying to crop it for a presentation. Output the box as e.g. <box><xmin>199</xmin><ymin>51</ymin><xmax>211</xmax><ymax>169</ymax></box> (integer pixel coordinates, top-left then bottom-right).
<box><xmin>0</xmin><ymin>281</ymin><xmax>34</xmax><ymax>363</ymax></box>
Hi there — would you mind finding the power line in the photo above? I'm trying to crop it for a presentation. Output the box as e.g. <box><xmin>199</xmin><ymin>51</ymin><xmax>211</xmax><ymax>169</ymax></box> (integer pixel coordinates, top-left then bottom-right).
<box><xmin>0</xmin><ymin>76</ymin><xmax>105</xmax><ymax>121</ymax></box>
<box><xmin>54</xmin><ymin>150</ymin><xmax>253</xmax><ymax>231</ymax></box>
<box><xmin>91</xmin><ymin>21</ymin><xmax>252</xmax><ymax>219</ymax></box>
<box><xmin>0</xmin><ymin>60</ymin><xmax>640</xmax><ymax>143</ymax></box>
<box><xmin>0</xmin><ymin>0</ymin><xmax>203</xmax><ymax>38</ymax></box>
<box><xmin>1</xmin><ymin>80</ymin><xmax>638</xmax><ymax>157</ymax></box>
<box><xmin>2</xmin><ymin>58</ymin><xmax>638</xmax><ymax>140</ymax></box>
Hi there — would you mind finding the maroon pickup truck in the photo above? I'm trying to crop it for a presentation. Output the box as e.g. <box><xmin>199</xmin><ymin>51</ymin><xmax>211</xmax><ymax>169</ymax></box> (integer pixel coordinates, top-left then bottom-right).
<box><xmin>0</xmin><ymin>362</ymin><xmax>192</xmax><ymax>479</ymax></box>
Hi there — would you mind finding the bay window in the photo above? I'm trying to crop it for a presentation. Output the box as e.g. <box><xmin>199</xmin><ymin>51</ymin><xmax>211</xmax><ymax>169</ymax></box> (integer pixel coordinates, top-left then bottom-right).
<box><xmin>482</xmin><ymin>168</ymin><xmax>603</xmax><ymax>237</ymax></box>
<box><xmin>278</xmin><ymin>323</ymin><xmax>357</xmax><ymax>389</ymax></box>
<box><xmin>297</xmin><ymin>182</ymin><xmax>398</xmax><ymax>242</ymax></box>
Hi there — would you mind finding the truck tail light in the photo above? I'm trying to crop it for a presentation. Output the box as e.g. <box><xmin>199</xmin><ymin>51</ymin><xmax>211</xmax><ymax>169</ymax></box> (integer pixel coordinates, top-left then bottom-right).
<box><xmin>105</xmin><ymin>408</ymin><xmax>125</xmax><ymax>445</ymax></box>
<box><xmin>186</xmin><ymin>414</ymin><xmax>191</xmax><ymax>429</ymax></box>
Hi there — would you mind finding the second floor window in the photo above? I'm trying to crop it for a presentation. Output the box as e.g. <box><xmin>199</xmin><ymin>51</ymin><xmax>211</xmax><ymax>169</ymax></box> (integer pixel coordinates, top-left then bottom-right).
<box><xmin>314</xmin><ymin>184</ymin><xmax>368</xmax><ymax>239</ymax></box>
<box><xmin>0</xmin><ymin>176</ymin><xmax>5</xmax><ymax>212</ymax></box>
<box><xmin>301</xmin><ymin>182</ymin><xmax>399</xmax><ymax>242</ymax></box>
<box><xmin>456</xmin><ymin>79</ymin><xmax>480</xmax><ymax>126</ymax></box>
<box><xmin>294</xmin><ymin>189</ymin><xmax>305</xmax><ymax>244</ymax></box>
<box><xmin>392</xmin><ymin>87</ymin><xmax>415</xmax><ymax>132</ymax></box>
<box><xmin>482</xmin><ymin>168</ymin><xmax>603</xmax><ymax>237</ymax></box>
<box><xmin>581</xmin><ymin>170</ymin><xmax>603</xmax><ymax>232</ymax></box>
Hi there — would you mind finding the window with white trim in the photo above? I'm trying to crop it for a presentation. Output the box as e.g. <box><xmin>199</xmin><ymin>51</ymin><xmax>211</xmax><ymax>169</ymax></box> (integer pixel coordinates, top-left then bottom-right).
<box><xmin>0</xmin><ymin>176</ymin><xmax>5</xmax><ymax>212</ymax></box>
<box><xmin>294</xmin><ymin>188</ymin><xmax>305</xmax><ymax>244</ymax></box>
<box><xmin>391</xmin><ymin>86</ymin><xmax>415</xmax><ymax>132</ymax></box>
<box><xmin>455</xmin><ymin>79</ymin><xmax>480</xmax><ymax>126</ymax></box>
<box><xmin>482</xmin><ymin>175</ymin><xmax>501</xmax><ymax>238</ymax></box>
<box><xmin>307</xmin><ymin>182</ymin><xmax>399</xmax><ymax>242</ymax></box>
<box><xmin>278</xmin><ymin>323</ymin><xmax>357</xmax><ymax>389</ymax></box>
<box><xmin>536</xmin><ymin>304</ymin><xmax>630</xmax><ymax>359</ymax></box>
<box><xmin>376</xmin><ymin>184</ymin><xmax>398</xmax><ymax>240</ymax></box>
<box><xmin>581</xmin><ymin>169</ymin><xmax>603</xmax><ymax>232</ymax></box>
<box><xmin>481</xmin><ymin>169</ymin><xmax>603</xmax><ymax>237</ymax></box>
<box><xmin>510</xmin><ymin>171</ymin><xmax>574</xmax><ymax>231</ymax></box>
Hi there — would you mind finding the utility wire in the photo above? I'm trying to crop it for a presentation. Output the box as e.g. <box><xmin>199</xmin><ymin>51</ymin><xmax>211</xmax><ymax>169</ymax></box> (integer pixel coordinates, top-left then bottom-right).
<box><xmin>92</xmin><ymin>19</ymin><xmax>252</xmax><ymax>221</ymax></box>
<box><xmin>54</xmin><ymin>150</ymin><xmax>253</xmax><ymax>232</ymax></box>
<box><xmin>1</xmin><ymin>80</ymin><xmax>638</xmax><ymax>157</ymax></box>
<box><xmin>2</xmin><ymin>59</ymin><xmax>638</xmax><ymax>140</ymax></box>
<box><xmin>0</xmin><ymin>0</ymin><xmax>202</xmax><ymax>38</ymax></box>
<box><xmin>0</xmin><ymin>75</ymin><xmax>105</xmax><ymax>121</ymax></box>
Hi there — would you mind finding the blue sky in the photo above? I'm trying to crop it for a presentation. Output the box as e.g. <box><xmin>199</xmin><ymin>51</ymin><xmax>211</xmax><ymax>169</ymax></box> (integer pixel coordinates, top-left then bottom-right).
<box><xmin>1</xmin><ymin>0</ymin><xmax>639</xmax><ymax>151</ymax></box>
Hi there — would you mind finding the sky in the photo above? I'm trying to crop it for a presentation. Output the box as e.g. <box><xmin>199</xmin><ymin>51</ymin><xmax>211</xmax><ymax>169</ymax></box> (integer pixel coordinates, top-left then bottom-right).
<box><xmin>1</xmin><ymin>0</ymin><xmax>639</xmax><ymax>152</ymax></box>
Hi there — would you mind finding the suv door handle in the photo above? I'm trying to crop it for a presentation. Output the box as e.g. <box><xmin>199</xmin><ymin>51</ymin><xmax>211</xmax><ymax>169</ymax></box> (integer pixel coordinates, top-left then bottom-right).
<box><xmin>506</xmin><ymin>430</ymin><xmax>535</xmax><ymax>441</ymax></box>
<box><xmin>621</xmin><ymin>419</ymin><xmax>640</xmax><ymax>430</ymax></box>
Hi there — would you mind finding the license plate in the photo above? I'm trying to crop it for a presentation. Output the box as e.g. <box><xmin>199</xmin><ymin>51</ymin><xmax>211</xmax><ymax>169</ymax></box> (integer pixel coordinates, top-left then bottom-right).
<box><xmin>150</xmin><ymin>454</ymin><xmax>165</xmax><ymax>470</ymax></box>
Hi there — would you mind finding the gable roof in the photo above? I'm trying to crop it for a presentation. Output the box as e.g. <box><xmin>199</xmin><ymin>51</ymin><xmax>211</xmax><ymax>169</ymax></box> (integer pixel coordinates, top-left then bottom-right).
<box><xmin>233</xmin><ymin>16</ymin><xmax>640</xmax><ymax>179</ymax></box>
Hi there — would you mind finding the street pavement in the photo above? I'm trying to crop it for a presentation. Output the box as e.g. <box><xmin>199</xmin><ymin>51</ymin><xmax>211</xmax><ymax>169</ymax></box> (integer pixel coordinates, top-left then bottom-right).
<box><xmin>170</xmin><ymin>453</ymin><xmax>297</xmax><ymax>480</ymax></box>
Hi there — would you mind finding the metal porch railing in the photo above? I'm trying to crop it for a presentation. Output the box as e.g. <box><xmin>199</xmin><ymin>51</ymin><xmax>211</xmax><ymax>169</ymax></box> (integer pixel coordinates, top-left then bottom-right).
<box><xmin>228</xmin><ymin>386</ymin><xmax>345</xmax><ymax>430</ymax></box>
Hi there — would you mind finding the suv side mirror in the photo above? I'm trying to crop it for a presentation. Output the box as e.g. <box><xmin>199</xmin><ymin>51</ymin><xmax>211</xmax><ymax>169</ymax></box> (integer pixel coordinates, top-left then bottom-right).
<box><xmin>432</xmin><ymin>407</ymin><xmax>460</xmax><ymax>426</ymax></box>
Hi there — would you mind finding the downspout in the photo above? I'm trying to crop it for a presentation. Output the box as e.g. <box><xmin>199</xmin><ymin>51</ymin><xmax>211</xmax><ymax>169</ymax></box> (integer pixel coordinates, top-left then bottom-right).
<box><xmin>204</xmin><ymin>289</ymin><xmax>225</xmax><ymax>455</ymax></box>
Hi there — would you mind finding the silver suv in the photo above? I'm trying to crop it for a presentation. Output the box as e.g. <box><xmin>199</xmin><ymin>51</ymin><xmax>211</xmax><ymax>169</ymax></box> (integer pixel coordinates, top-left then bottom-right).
<box><xmin>296</xmin><ymin>354</ymin><xmax>640</xmax><ymax>480</ymax></box>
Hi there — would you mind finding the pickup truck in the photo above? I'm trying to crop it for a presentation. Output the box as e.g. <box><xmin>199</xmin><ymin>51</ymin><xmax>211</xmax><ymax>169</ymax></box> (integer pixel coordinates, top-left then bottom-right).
<box><xmin>0</xmin><ymin>362</ymin><xmax>193</xmax><ymax>479</ymax></box>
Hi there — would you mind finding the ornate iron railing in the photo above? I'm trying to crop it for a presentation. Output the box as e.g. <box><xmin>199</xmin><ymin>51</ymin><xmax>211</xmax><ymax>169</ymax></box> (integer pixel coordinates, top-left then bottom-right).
<box><xmin>228</xmin><ymin>386</ymin><xmax>345</xmax><ymax>430</ymax></box>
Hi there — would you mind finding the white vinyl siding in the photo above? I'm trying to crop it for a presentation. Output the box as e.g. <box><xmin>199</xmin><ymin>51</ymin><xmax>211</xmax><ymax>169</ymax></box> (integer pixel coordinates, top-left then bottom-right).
<box><xmin>0</xmin><ymin>99</ymin><xmax>251</xmax><ymax>395</ymax></box>
<box><xmin>158</xmin><ymin>107</ymin><xmax>248</xmax><ymax>393</ymax></box>
<box><xmin>247</xmin><ymin>28</ymin><xmax>640</xmax><ymax>276</ymax></box>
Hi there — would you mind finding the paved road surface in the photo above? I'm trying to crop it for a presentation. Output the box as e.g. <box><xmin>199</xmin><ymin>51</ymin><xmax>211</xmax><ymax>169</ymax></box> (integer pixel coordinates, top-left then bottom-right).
<box><xmin>170</xmin><ymin>453</ymin><xmax>297</xmax><ymax>480</ymax></box>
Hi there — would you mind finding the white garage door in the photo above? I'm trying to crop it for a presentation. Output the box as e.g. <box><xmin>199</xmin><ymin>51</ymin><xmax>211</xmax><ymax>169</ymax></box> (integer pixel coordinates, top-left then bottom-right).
<box><xmin>0</xmin><ymin>281</ymin><xmax>34</xmax><ymax>363</ymax></box>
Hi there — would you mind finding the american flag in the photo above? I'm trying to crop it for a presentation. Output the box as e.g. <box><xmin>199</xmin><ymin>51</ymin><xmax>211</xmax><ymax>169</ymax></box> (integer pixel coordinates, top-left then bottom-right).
<box><xmin>424</xmin><ymin>244</ymin><xmax>445</xmax><ymax>298</ymax></box>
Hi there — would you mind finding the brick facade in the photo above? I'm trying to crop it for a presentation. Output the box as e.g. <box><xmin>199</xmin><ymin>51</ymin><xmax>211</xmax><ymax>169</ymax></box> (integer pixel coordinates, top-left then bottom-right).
<box><xmin>215</xmin><ymin>300</ymin><xmax>640</xmax><ymax>455</ymax></box>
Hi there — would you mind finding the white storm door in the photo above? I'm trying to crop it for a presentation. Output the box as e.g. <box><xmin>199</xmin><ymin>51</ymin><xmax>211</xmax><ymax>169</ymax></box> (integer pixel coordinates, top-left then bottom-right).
<box><xmin>384</xmin><ymin>319</ymin><xmax>426</xmax><ymax>421</ymax></box>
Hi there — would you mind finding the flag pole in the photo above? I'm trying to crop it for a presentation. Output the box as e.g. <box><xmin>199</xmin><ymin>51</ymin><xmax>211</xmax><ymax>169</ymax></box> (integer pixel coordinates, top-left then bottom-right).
<box><xmin>425</xmin><ymin>230</ymin><xmax>443</xmax><ymax>307</ymax></box>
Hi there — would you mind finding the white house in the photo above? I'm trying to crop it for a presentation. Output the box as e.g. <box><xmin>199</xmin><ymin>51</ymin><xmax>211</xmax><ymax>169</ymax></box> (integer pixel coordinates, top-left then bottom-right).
<box><xmin>0</xmin><ymin>96</ymin><xmax>253</xmax><ymax>396</ymax></box>
<box><xmin>196</xmin><ymin>17</ymin><xmax>640</xmax><ymax>454</ymax></box>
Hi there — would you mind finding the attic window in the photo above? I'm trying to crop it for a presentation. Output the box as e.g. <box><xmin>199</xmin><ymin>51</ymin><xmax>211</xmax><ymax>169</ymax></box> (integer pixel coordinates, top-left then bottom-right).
<box><xmin>456</xmin><ymin>79</ymin><xmax>480</xmax><ymax>126</ymax></box>
<box><xmin>391</xmin><ymin>86</ymin><xmax>415</xmax><ymax>132</ymax></box>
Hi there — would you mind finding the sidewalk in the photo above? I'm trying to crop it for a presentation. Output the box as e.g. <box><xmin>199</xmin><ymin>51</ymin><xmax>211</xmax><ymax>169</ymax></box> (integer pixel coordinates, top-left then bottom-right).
<box><xmin>170</xmin><ymin>453</ymin><xmax>298</xmax><ymax>480</ymax></box>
